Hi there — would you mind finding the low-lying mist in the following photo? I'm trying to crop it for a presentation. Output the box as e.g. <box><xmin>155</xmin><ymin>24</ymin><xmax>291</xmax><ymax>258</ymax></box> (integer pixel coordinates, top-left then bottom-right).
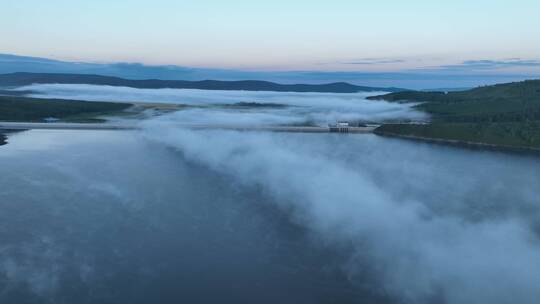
<box><xmin>16</xmin><ymin>84</ymin><xmax>426</xmax><ymax>125</ymax></box>
<box><xmin>142</xmin><ymin>120</ymin><xmax>540</xmax><ymax>304</ymax></box>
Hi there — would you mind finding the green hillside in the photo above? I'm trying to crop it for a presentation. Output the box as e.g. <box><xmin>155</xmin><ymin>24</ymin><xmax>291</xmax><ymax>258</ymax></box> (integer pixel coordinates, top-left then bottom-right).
<box><xmin>0</xmin><ymin>95</ymin><xmax>131</xmax><ymax>122</ymax></box>
<box><xmin>370</xmin><ymin>80</ymin><xmax>540</xmax><ymax>150</ymax></box>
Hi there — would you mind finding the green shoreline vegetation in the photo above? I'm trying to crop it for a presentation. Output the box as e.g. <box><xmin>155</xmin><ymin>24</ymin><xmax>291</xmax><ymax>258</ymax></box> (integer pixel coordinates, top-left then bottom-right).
<box><xmin>0</xmin><ymin>95</ymin><xmax>132</xmax><ymax>123</ymax></box>
<box><xmin>369</xmin><ymin>80</ymin><xmax>540</xmax><ymax>150</ymax></box>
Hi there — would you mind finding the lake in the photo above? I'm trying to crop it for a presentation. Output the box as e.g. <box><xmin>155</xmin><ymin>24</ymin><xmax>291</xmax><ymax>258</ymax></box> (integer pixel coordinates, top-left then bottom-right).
<box><xmin>1</xmin><ymin>129</ymin><xmax>539</xmax><ymax>303</ymax></box>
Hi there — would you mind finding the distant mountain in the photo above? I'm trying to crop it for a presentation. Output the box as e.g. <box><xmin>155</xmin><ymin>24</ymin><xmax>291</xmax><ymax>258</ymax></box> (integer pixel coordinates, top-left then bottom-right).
<box><xmin>0</xmin><ymin>72</ymin><xmax>404</xmax><ymax>93</ymax></box>
<box><xmin>0</xmin><ymin>54</ymin><xmax>238</xmax><ymax>82</ymax></box>
<box><xmin>3</xmin><ymin>53</ymin><xmax>537</xmax><ymax>90</ymax></box>
<box><xmin>0</xmin><ymin>54</ymin><xmax>406</xmax><ymax>89</ymax></box>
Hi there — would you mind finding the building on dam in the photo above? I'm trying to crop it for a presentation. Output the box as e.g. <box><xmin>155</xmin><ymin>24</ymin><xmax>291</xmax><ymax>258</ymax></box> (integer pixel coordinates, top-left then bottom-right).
<box><xmin>329</xmin><ymin>122</ymin><xmax>350</xmax><ymax>133</ymax></box>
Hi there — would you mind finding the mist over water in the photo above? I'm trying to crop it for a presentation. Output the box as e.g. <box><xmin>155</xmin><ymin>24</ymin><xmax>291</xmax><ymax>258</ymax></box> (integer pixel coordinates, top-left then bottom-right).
<box><xmin>16</xmin><ymin>84</ymin><xmax>426</xmax><ymax>125</ymax></box>
<box><xmin>2</xmin><ymin>85</ymin><xmax>540</xmax><ymax>303</ymax></box>
<box><xmin>141</xmin><ymin>123</ymin><xmax>540</xmax><ymax>304</ymax></box>
<box><xmin>0</xmin><ymin>130</ymin><xmax>376</xmax><ymax>303</ymax></box>
<box><xmin>1</xmin><ymin>127</ymin><xmax>539</xmax><ymax>303</ymax></box>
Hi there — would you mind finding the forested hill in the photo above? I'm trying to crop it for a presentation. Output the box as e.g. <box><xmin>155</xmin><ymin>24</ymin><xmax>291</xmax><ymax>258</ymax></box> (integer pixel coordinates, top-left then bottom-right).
<box><xmin>368</xmin><ymin>80</ymin><xmax>540</xmax><ymax>103</ymax></box>
<box><xmin>369</xmin><ymin>80</ymin><xmax>540</xmax><ymax>150</ymax></box>
<box><xmin>0</xmin><ymin>72</ymin><xmax>404</xmax><ymax>93</ymax></box>
<box><xmin>368</xmin><ymin>80</ymin><xmax>540</xmax><ymax>123</ymax></box>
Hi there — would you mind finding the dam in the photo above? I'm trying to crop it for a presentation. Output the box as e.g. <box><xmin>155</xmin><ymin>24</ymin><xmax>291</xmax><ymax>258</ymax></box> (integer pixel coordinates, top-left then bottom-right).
<box><xmin>0</xmin><ymin>122</ymin><xmax>377</xmax><ymax>134</ymax></box>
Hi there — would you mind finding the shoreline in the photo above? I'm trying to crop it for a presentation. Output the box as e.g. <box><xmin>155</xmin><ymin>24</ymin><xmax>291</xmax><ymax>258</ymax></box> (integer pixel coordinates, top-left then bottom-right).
<box><xmin>374</xmin><ymin>130</ymin><xmax>540</xmax><ymax>156</ymax></box>
<box><xmin>0</xmin><ymin>129</ymin><xmax>25</xmax><ymax>147</ymax></box>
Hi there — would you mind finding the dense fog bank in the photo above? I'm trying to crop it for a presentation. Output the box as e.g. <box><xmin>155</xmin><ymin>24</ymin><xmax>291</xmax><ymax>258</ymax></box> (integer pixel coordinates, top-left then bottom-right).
<box><xmin>16</xmin><ymin>84</ymin><xmax>426</xmax><ymax>125</ymax></box>
<box><xmin>142</xmin><ymin>122</ymin><xmax>540</xmax><ymax>304</ymax></box>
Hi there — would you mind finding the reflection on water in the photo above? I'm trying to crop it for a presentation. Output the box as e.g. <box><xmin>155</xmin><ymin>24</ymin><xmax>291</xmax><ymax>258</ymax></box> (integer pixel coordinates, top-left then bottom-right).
<box><xmin>1</xmin><ymin>130</ymin><xmax>540</xmax><ymax>304</ymax></box>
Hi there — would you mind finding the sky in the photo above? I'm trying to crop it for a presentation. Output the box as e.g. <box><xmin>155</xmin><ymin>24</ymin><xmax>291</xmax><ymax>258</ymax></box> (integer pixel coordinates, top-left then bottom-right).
<box><xmin>2</xmin><ymin>0</ymin><xmax>540</xmax><ymax>73</ymax></box>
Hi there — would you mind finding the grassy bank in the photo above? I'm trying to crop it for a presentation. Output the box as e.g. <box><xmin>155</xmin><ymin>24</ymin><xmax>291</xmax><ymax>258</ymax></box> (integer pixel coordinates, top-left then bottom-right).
<box><xmin>369</xmin><ymin>80</ymin><xmax>540</xmax><ymax>150</ymax></box>
<box><xmin>0</xmin><ymin>95</ymin><xmax>132</xmax><ymax>122</ymax></box>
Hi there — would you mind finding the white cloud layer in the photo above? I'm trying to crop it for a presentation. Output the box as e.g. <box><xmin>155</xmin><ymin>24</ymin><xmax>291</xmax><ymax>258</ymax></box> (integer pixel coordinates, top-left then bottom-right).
<box><xmin>17</xmin><ymin>84</ymin><xmax>427</xmax><ymax>125</ymax></box>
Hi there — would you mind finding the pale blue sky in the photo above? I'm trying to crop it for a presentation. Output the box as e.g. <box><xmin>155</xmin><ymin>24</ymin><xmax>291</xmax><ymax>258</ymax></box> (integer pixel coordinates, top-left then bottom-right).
<box><xmin>2</xmin><ymin>0</ymin><xmax>540</xmax><ymax>72</ymax></box>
